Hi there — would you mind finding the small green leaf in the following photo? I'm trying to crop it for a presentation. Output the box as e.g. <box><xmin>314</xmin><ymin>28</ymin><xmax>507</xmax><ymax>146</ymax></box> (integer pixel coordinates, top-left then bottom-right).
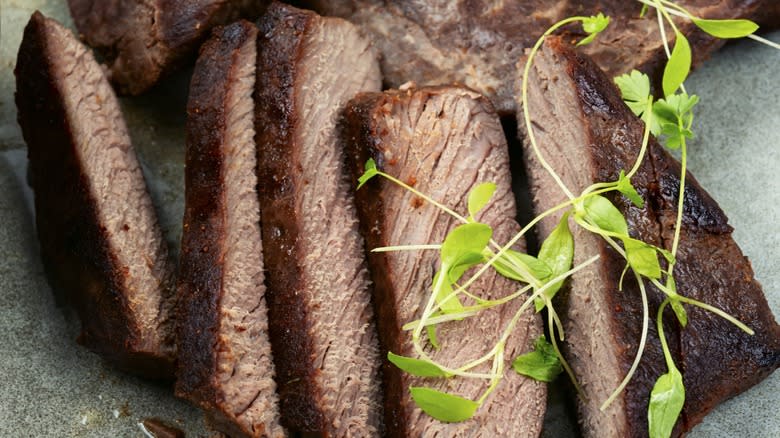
<box><xmin>427</xmin><ymin>324</ymin><xmax>440</xmax><ymax>349</ymax></box>
<box><xmin>387</xmin><ymin>352</ymin><xmax>450</xmax><ymax>377</ymax></box>
<box><xmin>581</xmin><ymin>195</ymin><xmax>629</xmax><ymax>236</ymax></box>
<box><xmin>410</xmin><ymin>387</ymin><xmax>479</xmax><ymax>422</ymax></box>
<box><xmin>617</xmin><ymin>170</ymin><xmax>644</xmax><ymax>208</ymax></box>
<box><xmin>639</xmin><ymin>4</ymin><xmax>649</xmax><ymax>18</ymax></box>
<box><xmin>615</xmin><ymin>70</ymin><xmax>651</xmax><ymax>118</ymax></box>
<box><xmin>692</xmin><ymin>18</ymin><xmax>758</xmax><ymax>39</ymax></box>
<box><xmin>535</xmin><ymin>213</ymin><xmax>574</xmax><ymax>310</ymax></box>
<box><xmin>648</xmin><ymin>365</ymin><xmax>685</xmax><ymax>438</ymax></box>
<box><xmin>432</xmin><ymin>271</ymin><xmax>464</xmax><ymax>315</ymax></box>
<box><xmin>670</xmin><ymin>298</ymin><xmax>688</xmax><ymax>327</ymax></box>
<box><xmin>357</xmin><ymin>158</ymin><xmax>379</xmax><ymax>189</ymax></box>
<box><xmin>440</xmin><ymin>223</ymin><xmax>493</xmax><ymax>268</ymax></box>
<box><xmin>468</xmin><ymin>182</ymin><xmax>497</xmax><ymax>219</ymax></box>
<box><xmin>492</xmin><ymin>249</ymin><xmax>552</xmax><ymax>284</ymax></box>
<box><xmin>578</xmin><ymin>13</ymin><xmax>610</xmax><ymax>46</ymax></box>
<box><xmin>512</xmin><ymin>336</ymin><xmax>563</xmax><ymax>382</ymax></box>
<box><xmin>662</xmin><ymin>32</ymin><xmax>692</xmax><ymax>97</ymax></box>
<box><xmin>624</xmin><ymin>238</ymin><xmax>662</xmax><ymax>279</ymax></box>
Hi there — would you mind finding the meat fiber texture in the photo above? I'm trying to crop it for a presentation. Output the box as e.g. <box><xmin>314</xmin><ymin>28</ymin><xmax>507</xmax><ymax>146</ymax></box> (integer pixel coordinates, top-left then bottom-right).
<box><xmin>175</xmin><ymin>20</ymin><xmax>285</xmax><ymax>438</ymax></box>
<box><xmin>254</xmin><ymin>3</ymin><xmax>384</xmax><ymax>435</ymax></box>
<box><xmin>66</xmin><ymin>0</ymin><xmax>268</xmax><ymax>95</ymax></box>
<box><xmin>302</xmin><ymin>0</ymin><xmax>776</xmax><ymax>115</ymax></box>
<box><xmin>515</xmin><ymin>36</ymin><xmax>780</xmax><ymax>437</ymax></box>
<box><xmin>342</xmin><ymin>85</ymin><xmax>546</xmax><ymax>437</ymax></box>
<box><xmin>14</xmin><ymin>12</ymin><xmax>177</xmax><ymax>378</ymax></box>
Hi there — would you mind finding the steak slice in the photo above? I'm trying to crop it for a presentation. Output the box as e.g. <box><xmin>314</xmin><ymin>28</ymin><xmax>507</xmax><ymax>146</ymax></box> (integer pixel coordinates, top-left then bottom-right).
<box><xmin>14</xmin><ymin>12</ymin><xmax>176</xmax><ymax>378</ymax></box>
<box><xmin>516</xmin><ymin>36</ymin><xmax>780</xmax><ymax>437</ymax></box>
<box><xmin>66</xmin><ymin>0</ymin><xmax>268</xmax><ymax>95</ymax></box>
<box><xmin>342</xmin><ymin>85</ymin><xmax>546</xmax><ymax>437</ymax></box>
<box><xmin>175</xmin><ymin>21</ymin><xmax>285</xmax><ymax>438</ymax></box>
<box><xmin>254</xmin><ymin>3</ymin><xmax>384</xmax><ymax>435</ymax></box>
<box><xmin>303</xmin><ymin>0</ymin><xmax>774</xmax><ymax>115</ymax></box>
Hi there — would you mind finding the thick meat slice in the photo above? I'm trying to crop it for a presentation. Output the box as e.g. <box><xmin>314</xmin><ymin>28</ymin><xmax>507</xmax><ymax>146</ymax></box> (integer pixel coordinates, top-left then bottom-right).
<box><xmin>14</xmin><ymin>12</ymin><xmax>176</xmax><ymax>378</ymax></box>
<box><xmin>303</xmin><ymin>0</ymin><xmax>775</xmax><ymax>114</ymax></box>
<box><xmin>66</xmin><ymin>0</ymin><xmax>267</xmax><ymax>95</ymax></box>
<box><xmin>175</xmin><ymin>21</ymin><xmax>285</xmax><ymax>438</ymax></box>
<box><xmin>342</xmin><ymin>85</ymin><xmax>546</xmax><ymax>437</ymax></box>
<box><xmin>254</xmin><ymin>3</ymin><xmax>384</xmax><ymax>435</ymax></box>
<box><xmin>516</xmin><ymin>36</ymin><xmax>780</xmax><ymax>437</ymax></box>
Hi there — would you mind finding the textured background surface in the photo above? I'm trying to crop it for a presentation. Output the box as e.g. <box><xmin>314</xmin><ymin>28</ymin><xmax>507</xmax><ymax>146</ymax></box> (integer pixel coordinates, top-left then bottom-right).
<box><xmin>1</xmin><ymin>1</ymin><xmax>777</xmax><ymax>436</ymax></box>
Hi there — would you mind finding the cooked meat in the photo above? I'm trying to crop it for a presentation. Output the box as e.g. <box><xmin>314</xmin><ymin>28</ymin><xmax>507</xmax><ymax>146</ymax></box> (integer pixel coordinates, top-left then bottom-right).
<box><xmin>516</xmin><ymin>36</ymin><xmax>780</xmax><ymax>437</ymax></box>
<box><xmin>254</xmin><ymin>3</ymin><xmax>384</xmax><ymax>435</ymax></box>
<box><xmin>342</xmin><ymin>85</ymin><xmax>546</xmax><ymax>437</ymax></box>
<box><xmin>302</xmin><ymin>0</ymin><xmax>775</xmax><ymax>115</ymax></box>
<box><xmin>14</xmin><ymin>12</ymin><xmax>176</xmax><ymax>378</ymax></box>
<box><xmin>175</xmin><ymin>21</ymin><xmax>285</xmax><ymax>438</ymax></box>
<box><xmin>141</xmin><ymin>419</ymin><xmax>186</xmax><ymax>438</ymax></box>
<box><xmin>66</xmin><ymin>0</ymin><xmax>268</xmax><ymax>95</ymax></box>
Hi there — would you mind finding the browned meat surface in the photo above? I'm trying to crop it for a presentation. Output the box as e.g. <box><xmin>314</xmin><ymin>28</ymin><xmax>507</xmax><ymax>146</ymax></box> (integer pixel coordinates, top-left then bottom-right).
<box><xmin>254</xmin><ymin>3</ymin><xmax>384</xmax><ymax>435</ymax></box>
<box><xmin>303</xmin><ymin>0</ymin><xmax>773</xmax><ymax>115</ymax></box>
<box><xmin>342</xmin><ymin>85</ymin><xmax>546</xmax><ymax>437</ymax></box>
<box><xmin>516</xmin><ymin>36</ymin><xmax>780</xmax><ymax>437</ymax></box>
<box><xmin>175</xmin><ymin>21</ymin><xmax>285</xmax><ymax>438</ymax></box>
<box><xmin>141</xmin><ymin>419</ymin><xmax>186</xmax><ymax>438</ymax></box>
<box><xmin>14</xmin><ymin>12</ymin><xmax>176</xmax><ymax>378</ymax></box>
<box><xmin>67</xmin><ymin>0</ymin><xmax>268</xmax><ymax>95</ymax></box>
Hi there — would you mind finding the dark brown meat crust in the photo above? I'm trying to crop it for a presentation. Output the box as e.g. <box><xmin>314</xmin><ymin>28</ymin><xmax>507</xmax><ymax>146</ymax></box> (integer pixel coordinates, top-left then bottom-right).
<box><xmin>175</xmin><ymin>20</ymin><xmax>284</xmax><ymax>438</ymax></box>
<box><xmin>342</xmin><ymin>85</ymin><xmax>546</xmax><ymax>437</ymax></box>
<box><xmin>67</xmin><ymin>0</ymin><xmax>268</xmax><ymax>95</ymax></box>
<box><xmin>519</xmin><ymin>36</ymin><xmax>780</xmax><ymax>436</ymax></box>
<box><xmin>303</xmin><ymin>0</ymin><xmax>773</xmax><ymax>115</ymax></box>
<box><xmin>14</xmin><ymin>11</ymin><xmax>175</xmax><ymax>378</ymax></box>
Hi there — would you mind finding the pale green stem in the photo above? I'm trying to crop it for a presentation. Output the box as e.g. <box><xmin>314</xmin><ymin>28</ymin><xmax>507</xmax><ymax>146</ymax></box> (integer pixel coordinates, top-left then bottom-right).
<box><xmin>601</xmin><ymin>271</ymin><xmax>650</xmax><ymax>410</ymax></box>
<box><xmin>378</xmin><ymin>171</ymin><xmax>466</xmax><ymax>222</ymax></box>
<box><xmin>547</xmin><ymin>298</ymin><xmax>583</xmax><ymax>397</ymax></box>
<box><xmin>677</xmin><ymin>295</ymin><xmax>754</xmax><ymax>335</ymax></box>
<box><xmin>371</xmin><ymin>244</ymin><xmax>441</xmax><ymax>252</ymax></box>
<box><xmin>657</xmin><ymin>299</ymin><xmax>675</xmax><ymax>370</ymax></box>
<box><xmin>626</xmin><ymin>97</ymin><xmax>655</xmax><ymax>180</ymax></box>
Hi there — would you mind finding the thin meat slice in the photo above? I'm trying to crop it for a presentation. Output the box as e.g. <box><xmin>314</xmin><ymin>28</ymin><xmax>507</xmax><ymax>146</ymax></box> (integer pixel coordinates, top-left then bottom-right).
<box><xmin>14</xmin><ymin>12</ymin><xmax>176</xmax><ymax>378</ymax></box>
<box><xmin>302</xmin><ymin>0</ymin><xmax>775</xmax><ymax>115</ymax></box>
<box><xmin>67</xmin><ymin>0</ymin><xmax>268</xmax><ymax>95</ymax></box>
<box><xmin>175</xmin><ymin>21</ymin><xmax>285</xmax><ymax>438</ymax></box>
<box><xmin>516</xmin><ymin>36</ymin><xmax>780</xmax><ymax>437</ymax></box>
<box><xmin>254</xmin><ymin>3</ymin><xmax>384</xmax><ymax>435</ymax></box>
<box><xmin>342</xmin><ymin>85</ymin><xmax>546</xmax><ymax>437</ymax></box>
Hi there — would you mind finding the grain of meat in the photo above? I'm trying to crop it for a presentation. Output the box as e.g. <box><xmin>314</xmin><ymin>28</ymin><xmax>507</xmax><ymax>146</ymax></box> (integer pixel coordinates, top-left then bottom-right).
<box><xmin>342</xmin><ymin>85</ymin><xmax>546</xmax><ymax>437</ymax></box>
<box><xmin>516</xmin><ymin>36</ymin><xmax>780</xmax><ymax>437</ymax></box>
<box><xmin>254</xmin><ymin>3</ymin><xmax>384</xmax><ymax>435</ymax></box>
<box><xmin>174</xmin><ymin>20</ymin><xmax>285</xmax><ymax>438</ymax></box>
<box><xmin>67</xmin><ymin>0</ymin><xmax>268</xmax><ymax>95</ymax></box>
<box><xmin>14</xmin><ymin>12</ymin><xmax>176</xmax><ymax>378</ymax></box>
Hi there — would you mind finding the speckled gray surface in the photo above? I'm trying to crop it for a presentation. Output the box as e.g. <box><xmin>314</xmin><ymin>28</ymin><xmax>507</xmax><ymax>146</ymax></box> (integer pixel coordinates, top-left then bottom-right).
<box><xmin>0</xmin><ymin>1</ymin><xmax>777</xmax><ymax>437</ymax></box>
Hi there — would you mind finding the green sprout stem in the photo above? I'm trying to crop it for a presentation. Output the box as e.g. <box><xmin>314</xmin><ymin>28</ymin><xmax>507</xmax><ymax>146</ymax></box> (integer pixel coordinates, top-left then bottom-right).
<box><xmin>372</xmin><ymin>244</ymin><xmax>441</xmax><ymax>252</ymax></box>
<box><xmin>626</xmin><ymin>97</ymin><xmax>655</xmax><ymax>180</ymax></box>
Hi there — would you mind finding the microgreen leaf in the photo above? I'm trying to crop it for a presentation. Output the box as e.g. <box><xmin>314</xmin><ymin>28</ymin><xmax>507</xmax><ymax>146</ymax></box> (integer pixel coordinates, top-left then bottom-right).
<box><xmin>617</xmin><ymin>170</ymin><xmax>644</xmax><ymax>208</ymax></box>
<box><xmin>623</xmin><ymin>238</ymin><xmax>662</xmax><ymax>279</ymax></box>
<box><xmin>409</xmin><ymin>387</ymin><xmax>479</xmax><ymax>422</ymax></box>
<box><xmin>653</xmin><ymin>93</ymin><xmax>699</xmax><ymax>150</ymax></box>
<box><xmin>648</xmin><ymin>365</ymin><xmax>685</xmax><ymax>438</ymax></box>
<box><xmin>670</xmin><ymin>299</ymin><xmax>688</xmax><ymax>327</ymax></box>
<box><xmin>387</xmin><ymin>352</ymin><xmax>451</xmax><ymax>377</ymax></box>
<box><xmin>692</xmin><ymin>18</ymin><xmax>759</xmax><ymax>39</ymax></box>
<box><xmin>492</xmin><ymin>249</ymin><xmax>552</xmax><ymax>284</ymax></box>
<box><xmin>468</xmin><ymin>182</ymin><xmax>497</xmax><ymax>220</ymax></box>
<box><xmin>581</xmin><ymin>195</ymin><xmax>629</xmax><ymax>236</ymax></box>
<box><xmin>535</xmin><ymin>213</ymin><xmax>574</xmax><ymax>310</ymax></box>
<box><xmin>357</xmin><ymin>158</ymin><xmax>379</xmax><ymax>189</ymax></box>
<box><xmin>440</xmin><ymin>223</ymin><xmax>493</xmax><ymax>268</ymax></box>
<box><xmin>615</xmin><ymin>70</ymin><xmax>651</xmax><ymax>117</ymax></box>
<box><xmin>577</xmin><ymin>13</ymin><xmax>610</xmax><ymax>46</ymax></box>
<box><xmin>512</xmin><ymin>336</ymin><xmax>563</xmax><ymax>382</ymax></box>
<box><xmin>432</xmin><ymin>271</ymin><xmax>464</xmax><ymax>315</ymax></box>
<box><xmin>427</xmin><ymin>324</ymin><xmax>440</xmax><ymax>349</ymax></box>
<box><xmin>662</xmin><ymin>32</ymin><xmax>692</xmax><ymax>97</ymax></box>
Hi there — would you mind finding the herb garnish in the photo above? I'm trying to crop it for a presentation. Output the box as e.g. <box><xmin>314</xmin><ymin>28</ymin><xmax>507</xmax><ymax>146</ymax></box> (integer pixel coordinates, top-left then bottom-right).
<box><xmin>356</xmin><ymin>2</ymin><xmax>772</xmax><ymax>434</ymax></box>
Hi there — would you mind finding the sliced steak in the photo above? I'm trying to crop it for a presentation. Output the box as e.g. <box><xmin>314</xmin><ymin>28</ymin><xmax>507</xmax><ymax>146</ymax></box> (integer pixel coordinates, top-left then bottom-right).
<box><xmin>175</xmin><ymin>21</ymin><xmax>285</xmax><ymax>438</ymax></box>
<box><xmin>67</xmin><ymin>0</ymin><xmax>268</xmax><ymax>95</ymax></box>
<box><xmin>303</xmin><ymin>0</ymin><xmax>774</xmax><ymax>115</ymax></box>
<box><xmin>516</xmin><ymin>36</ymin><xmax>780</xmax><ymax>437</ymax></box>
<box><xmin>254</xmin><ymin>3</ymin><xmax>384</xmax><ymax>435</ymax></box>
<box><xmin>14</xmin><ymin>12</ymin><xmax>176</xmax><ymax>378</ymax></box>
<box><xmin>342</xmin><ymin>85</ymin><xmax>546</xmax><ymax>437</ymax></box>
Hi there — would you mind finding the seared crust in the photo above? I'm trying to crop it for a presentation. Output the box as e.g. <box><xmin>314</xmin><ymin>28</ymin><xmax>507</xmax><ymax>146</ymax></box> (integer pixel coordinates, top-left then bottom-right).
<box><xmin>14</xmin><ymin>11</ymin><xmax>175</xmax><ymax>378</ymax></box>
